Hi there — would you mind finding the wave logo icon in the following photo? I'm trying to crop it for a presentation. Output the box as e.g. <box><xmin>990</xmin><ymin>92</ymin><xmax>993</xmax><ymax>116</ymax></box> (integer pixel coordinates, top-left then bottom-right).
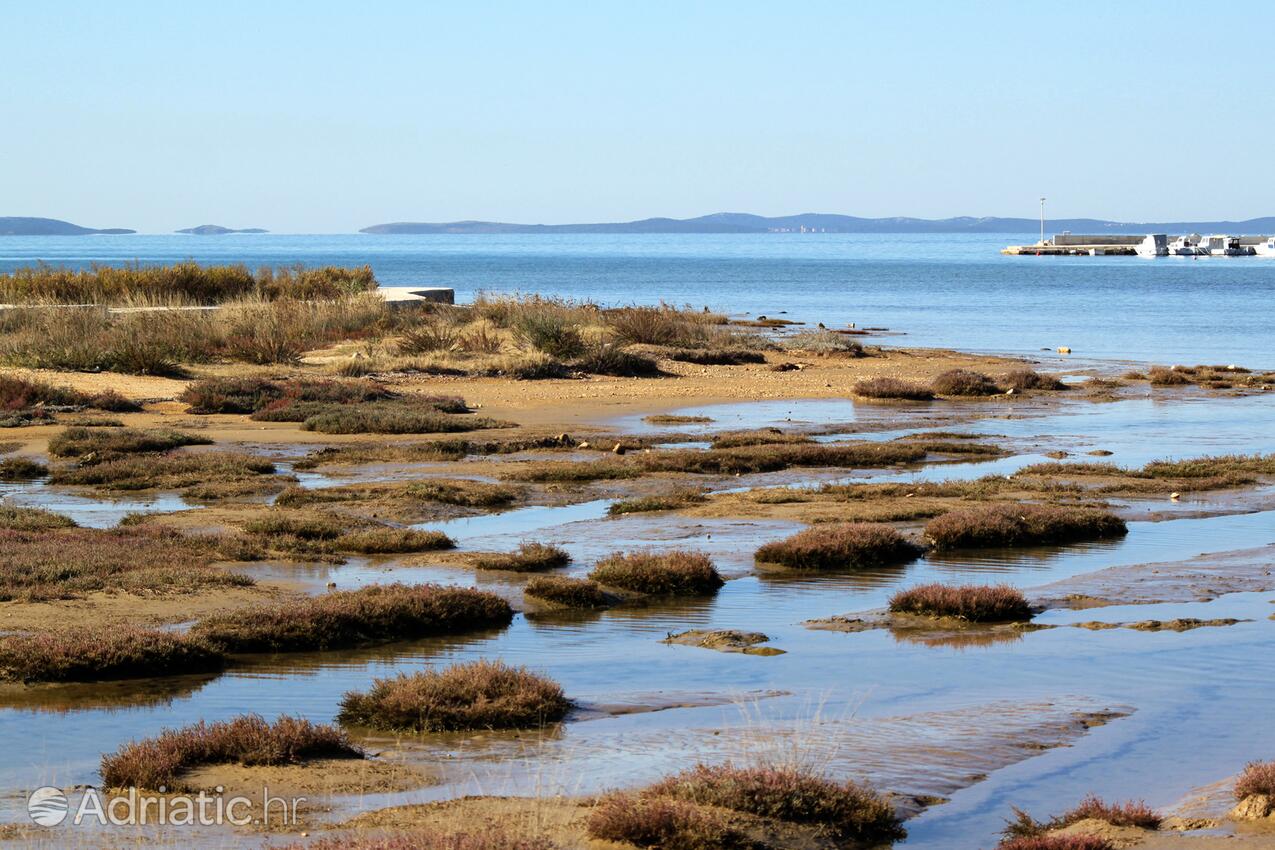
<box><xmin>27</xmin><ymin>786</ymin><xmax>69</xmax><ymax>826</ymax></box>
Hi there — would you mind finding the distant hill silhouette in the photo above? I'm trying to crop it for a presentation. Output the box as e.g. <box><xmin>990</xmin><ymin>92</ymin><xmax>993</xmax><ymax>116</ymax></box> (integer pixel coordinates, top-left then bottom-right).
<box><xmin>362</xmin><ymin>212</ymin><xmax>1275</xmax><ymax>235</ymax></box>
<box><xmin>0</xmin><ymin>217</ymin><xmax>135</xmax><ymax>236</ymax></box>
<box><xmin>176</xmin><ymin>224</ymin><xmax>269</xmax><ymax>235</ymax></box>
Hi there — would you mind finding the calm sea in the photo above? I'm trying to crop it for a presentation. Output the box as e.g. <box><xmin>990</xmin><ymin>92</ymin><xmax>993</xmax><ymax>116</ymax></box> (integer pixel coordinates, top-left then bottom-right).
<box><xmin>2</xmin><ymin>232</ymin><xmax>1273</xmax><ymax>367</ymax></box>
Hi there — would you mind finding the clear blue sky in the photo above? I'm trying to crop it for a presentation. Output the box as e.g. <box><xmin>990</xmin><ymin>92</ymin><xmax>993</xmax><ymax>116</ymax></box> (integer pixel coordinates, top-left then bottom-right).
<box><xmin>3</xmin><ymin>0</ymin><xmax>1271</xmax><ymax>233</ymax></box>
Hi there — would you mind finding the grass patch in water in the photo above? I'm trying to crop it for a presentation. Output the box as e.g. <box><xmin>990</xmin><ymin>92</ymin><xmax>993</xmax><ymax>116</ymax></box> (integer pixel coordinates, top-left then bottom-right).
<box><xmin>474</xmin><ymin>542</ymin><xmax>571</xmax><ymax>572</ymax></box>
<box><xmin>925</xmin><ymin>503</ymin><xmax>1127</xmax><ymax>550</ymax></box>
<box><xmin>191</xmin><ymin>583</ymin><xmax>512</xmax><ymax>652</ymax></box>
<box><xmin>100</xmin><ymin>713</ymin><xmax>362</xmax><ymax>791</ymax></box>
<box><xmin>48</xmin><ymin>426</ymin><xmax>212</xmax><ymax>458</ymax></box>
<box><xmin>406</xmin><ymin>479</ymin><xmax>520</xmax><ymax>507</ymax></box>
<box><xmin>708</xmin><ymin>429</ymin><xmax>812</xmax><ymax>449</ymax></box>
<box><xmin>337</xmin><ymin>659</ymin><xmax>570</xmax><ymax>732</ymax></box>
<box><xmin>301</xmin><ymin>403</ymin><xmax>511</xmax><ymax>435</ymax></box>
<box><xmin>888</xmin><ymin>583</ymin><xmax>1032</xmax><ymax>622</ymax></box>
<box><xmin>588</xmin><ymin>550</ymin><xmax>723</xmax><ymax>596</ymax></box>
<box><xmin>0</xmin><ymin>627</ymin><xmax>224</xmax><ymax>683</ymax></box>
<box><xmin>337</xmin><ymin>528</ymin><xmax>454</xmax><ymax>554</ymax></box>
<box><xmin>523</xmin><ymin>575</ymin><xmax>611</xmax><ymax>608</ymax></box>
<box><xmin>608</xmin><ymin>489</ymin><xmax>708</xmax><ymax>515</ymax></box>
<box><xmin>501</xmin><ymin>460</ymin><xmax>639</xmax><ymax>483</ymax></box>
<box><xmin>644</xmin><ymin>414</ymin><xmax>713</xmax><ymax>425</ymax></box>
<box><xmin>755</xmin><ymin>523</ymin><xmax>923</xmax><ymax>570</ymax></box>
<box><xmin>49</xmin><ymin>452</ymin><xmax>278</xmax><ymax>494</ymax></box>
<box><xmin>0</xmin><ymin>456</ymin><xmax>47</xmax><ymax>480</ymax></box>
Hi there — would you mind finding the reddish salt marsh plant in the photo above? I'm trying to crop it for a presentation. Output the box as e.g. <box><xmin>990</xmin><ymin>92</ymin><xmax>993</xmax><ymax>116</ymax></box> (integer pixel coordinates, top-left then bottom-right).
<box><xmin>0</xmin><ymin>627</ymin><xmax>224</xmax><ymax>683</ymax></box>
<box><xmin>100</xmin><ymin>714</ymin><xmax>362</xmax><ymax>790</ymax></box>
<box><xmin>589</xmin><ymin>551</ymin><xmax>723</xmax><ymax>596</ymax></box>
<box><xmin>0</xmin><ymin>505</ymin><xmax>73</xmax><ymax>530</ymax></box>
<box><xmin>276</xmin><ymin>831</ymin><xmax>557</xmax><ymax>850</ymax></box>
<box><xmin>1234</xmin><ymin>761</ymin><xmax>1275</xmax><ymax>800</ymax></box>
<box><xmin>1002</xmin><ymin>795</ymin><xmax>1160</xmax><ymax>841</ymax></box>
<box><xmin>586</xmin><ymin>792</ymin><xmax>753</xmax><ymax>850</ymax></box>
<box><xmin>1002</xmin><ymin>369</ymin><xmax>1068</xmax><ymax>391</ymax></box>
<box><xmin>853</xmin><ymin>376</ymin><xmax>935</xmax><ymax>400</ymax></box>
<box><xmin>337</xmin><ymin>659</ymin><xmax>570</xmax><ymax>732</ymax></box>
<box><xmin>647</xmin><ymin>763</ymin><xmax>904</xmax><ymax>842</ymax></box>
<box><xmin>191</xmin><ymin>583</ymin><xmax>513</xmax><ymax>653</ymax></box>
<box><xmin>523</xmin><ymin>575</ymin><xmax>612</xmax><ymax>608</ymax></box>
<box><xmin>998</xmin><ymin>837</ymin><xmax>1115</xmax><ymax>850</ymax></box>
<box><xmin>888</xmin><ymin>583</ymin><xmax>1033</xmax><ymax>622</ymax></box>
<box><xmin>474</xmin><ymin>542</ymin><xmax>571</xmax><ymax>572</ymax></box>
<box><xmin>754</xmin><ymin>523</ymin><xmax>923</xmax><ymax>570</ymax></box>
<box><xmin>0</xmin><ymin>526</ymin><xmax>251</xmax><ymax>602</ymax></box>
<box><xmin>932</xmin><ymin>369</ymin><xmax>1001</xmax><ymax>396</ymax></box>
<box><xmin>925</xmin><ymin>503</ymin><xmax>1127</xmax><ymax>549</ymax></box>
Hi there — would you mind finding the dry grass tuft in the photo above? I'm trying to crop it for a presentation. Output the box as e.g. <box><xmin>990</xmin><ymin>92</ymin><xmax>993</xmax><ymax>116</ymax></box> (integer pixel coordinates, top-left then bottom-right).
<box><xmin>336</xmin><ymin>528</ymin><xmax>455</xmax><ymax>554</ymax></box>
<box><xmin>337</xmin><ymin>659</ymin><xmax>570</xmax><ymax>732</ymax></box>
<box><xmin>755</xmin><ymin>523</ymin><xmax>923</xmax><ymax>570</ymax></box>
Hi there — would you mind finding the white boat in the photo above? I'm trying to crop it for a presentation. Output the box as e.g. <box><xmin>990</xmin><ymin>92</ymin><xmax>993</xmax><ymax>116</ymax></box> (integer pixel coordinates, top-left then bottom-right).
<box><xmin>1197</xmin><ymin>235</ymin><xmax>1252</xmax><ymax>256</ymax></box>
<box><xmin>1168</xmin><ymin>234</ymin><xmax>1202</xmax><ymax>255</ymax></box>
<box><xmin>1254</xmin><ymin>237</ymin><xmax>1275</xmax><ymax>257</ymax></box>
<box><xmin>1135</xmin><ymin>234</ymin><xmax>1168</xmax><ymax>257</ymax></box>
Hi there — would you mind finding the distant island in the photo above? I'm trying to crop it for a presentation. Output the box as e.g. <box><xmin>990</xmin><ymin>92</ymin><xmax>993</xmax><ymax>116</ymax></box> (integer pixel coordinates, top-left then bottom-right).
<box><xmin>0</xmin><ymin>216</ymin><xmax>135</xmax><ymax>236</ymax></box>
<box><xmin>361</xmin><ymin>212</ymin><xmax>1275</xmax><ymax>235</ymax></box>
<box><xmin>176</xmin><ymin>225</ymin><xmax>269</xmax><ymax>235</ymax></box>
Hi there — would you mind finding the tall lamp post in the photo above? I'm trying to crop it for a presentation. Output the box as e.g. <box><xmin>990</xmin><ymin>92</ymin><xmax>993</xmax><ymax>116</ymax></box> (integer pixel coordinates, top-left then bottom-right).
<box><xmin>1039</xmin><ymin>197</ymin><xmax>1046</xmax><ymax>245</ymax></box>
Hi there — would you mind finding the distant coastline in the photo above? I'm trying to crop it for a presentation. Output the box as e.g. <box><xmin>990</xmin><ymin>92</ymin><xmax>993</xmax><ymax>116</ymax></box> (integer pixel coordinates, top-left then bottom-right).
<box><xmin>360</xmin><ymin>212</ymin><xmax>1275</xmax><ymax>235</ymax></box>
<box><xmin>7</xmin><ymin>212</ymin><xmax>1275</xmax><ymax>237</ymax></box>
<box><xmin>175</xmin><ymin>225</ymin><xmax>269</xmax><ymax>235</ymax></box>
<box><xmin>0</xmin><ymin>217</ymin><xmax>135</xmax><ymax>236</ymax></box>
